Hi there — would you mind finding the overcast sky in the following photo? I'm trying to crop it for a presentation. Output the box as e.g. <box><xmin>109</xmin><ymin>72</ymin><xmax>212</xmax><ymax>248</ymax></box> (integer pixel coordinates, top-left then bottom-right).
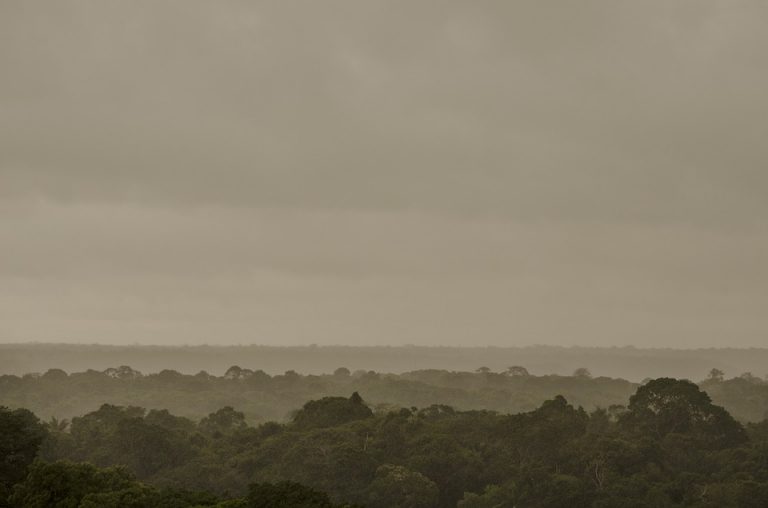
<box><xmin>1</xmin><ymin>1</ymin><xmax>767</xmax><ymax>347</ymax></box>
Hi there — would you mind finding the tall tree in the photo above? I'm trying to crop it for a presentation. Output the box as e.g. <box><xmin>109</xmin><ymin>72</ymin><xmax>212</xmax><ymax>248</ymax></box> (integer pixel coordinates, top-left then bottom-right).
<box><xmin>0</xmin><ymin>407</ymin><xmax>47</xmax><ymax>500</ymax></box>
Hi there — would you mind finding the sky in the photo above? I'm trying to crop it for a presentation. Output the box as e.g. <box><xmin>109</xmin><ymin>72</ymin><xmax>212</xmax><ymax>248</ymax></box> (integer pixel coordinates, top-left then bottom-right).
<box><xmin>1</xmin><ymin>1</ymin><xmax>767</xmax><ymax>347</ymax></box>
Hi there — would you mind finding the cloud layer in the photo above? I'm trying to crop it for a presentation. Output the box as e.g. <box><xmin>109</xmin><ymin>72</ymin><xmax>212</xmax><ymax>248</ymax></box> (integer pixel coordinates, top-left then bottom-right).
<box><xmin>1</xmin><ymin>1</ymin><xmax>767</xmax><ymax>346</ymax></box>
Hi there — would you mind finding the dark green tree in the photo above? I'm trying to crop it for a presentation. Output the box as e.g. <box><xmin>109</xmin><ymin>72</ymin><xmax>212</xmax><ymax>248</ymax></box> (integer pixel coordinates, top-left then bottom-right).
<box><xmin>9</xmin><ymin>461</ymin><xmax>137</xmax><ymax>508</ymax></box>
<box><xmin>292</xmin><ymin>393</ymin><xmax>373</xmax><ymax>429</ymax></box>
<box><xmin>366</xmin><ymin>464</ymin><xmax>438</xmax><ymax>508</ymax></box>
<box><xmin>620</xmin><ymin>378</ymin><xmax>747</xmax><ymax>448</ymax></box>
<box><xmin>0</xmin><ymin>407</ymin><xmax>47</xmax><ymax>502</ymax></box>
<box><xmin>199</xmin><ymin>407</ymin><xmax>247</xmax><ymax>437</ymax></box>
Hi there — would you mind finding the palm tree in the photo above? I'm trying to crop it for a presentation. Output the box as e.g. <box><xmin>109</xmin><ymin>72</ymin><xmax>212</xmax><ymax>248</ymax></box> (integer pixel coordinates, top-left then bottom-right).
<box><xmin>47</xmin><ymin>416</ymin><xmax>70</xmax><ymax>432</ymax></box>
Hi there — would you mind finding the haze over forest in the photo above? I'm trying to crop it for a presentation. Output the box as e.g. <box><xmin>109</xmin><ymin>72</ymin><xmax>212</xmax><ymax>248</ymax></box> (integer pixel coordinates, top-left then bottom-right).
<box><xmin>5</xmin><ymin>3</ymin><xmax>768</xmax><ymax>508</ymax></box>
<box><xmin>2</xmin><ymin>1</ymin><xmax>768</xmax><ymax>348</ymax></box>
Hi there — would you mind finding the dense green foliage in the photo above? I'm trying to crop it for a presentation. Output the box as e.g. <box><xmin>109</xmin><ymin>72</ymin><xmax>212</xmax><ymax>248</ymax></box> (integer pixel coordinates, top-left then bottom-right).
<box><xmin>6</xmin><ymin>460</ymin><xmax>349</xmax><ymax>508</ymax></box>
<box><xmin>4</xmin><ymin>377</ymin><xmax>768</xmax><ymax>507</ymax></box>
<box><xmin>0</xmin><ymin>408</ymin><xmax>47</xmax><ymax>503</ymax></box>
<box><xmin>9</xmin><ymin>461</ymin><xmax>214</xmax><ymax>508</ymax></box>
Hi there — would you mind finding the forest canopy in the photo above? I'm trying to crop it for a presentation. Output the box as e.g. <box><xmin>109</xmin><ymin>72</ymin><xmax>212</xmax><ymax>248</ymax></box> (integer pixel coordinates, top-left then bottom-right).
<box><xmin>3</xmin><ymin>364</ymin><xmax>768</xmax><ymax>426</ymax></box>
<box><xmin>3</xmin><ymin>377</ymin><xmax>768</xmax><ymax>507</ymax></box>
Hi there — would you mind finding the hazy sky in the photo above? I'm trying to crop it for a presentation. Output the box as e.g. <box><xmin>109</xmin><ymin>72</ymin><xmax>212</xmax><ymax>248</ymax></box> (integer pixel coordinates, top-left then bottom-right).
<box><xmin>1</xmin><ymin>1</ymin><xmax>767</xmax><ymax>347</ymax></box>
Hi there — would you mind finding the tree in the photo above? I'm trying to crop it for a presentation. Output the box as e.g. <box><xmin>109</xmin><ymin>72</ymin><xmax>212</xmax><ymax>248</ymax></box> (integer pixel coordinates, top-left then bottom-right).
<box><xmin>111</xmin><ymin>417</ymin><xmax>192</xmax><ymax>477</ymax></box>
<box><xmin>47</xmin><ymin>416</ymin><xmax>70</xmax><ymax>432</ymax></box>
<box><xmin>405</xmin><ymin>434</ymin><xmax>484</xmax><ymax>506</ymax></box>
<box><xmin>0</xmin><ymin>407</ymin><xmax>47</xmax><ymax>496</ymax></box>
<box><xmin>367</xmin><ymin>464</ymin><xmax>439</xmax><ymax>508</ymax></box>
<box><xmin>224</xmin><ymin>366</ymin><xmax>245</xmax><ymax>380</ymax></box>
<box><xmin>38</xmin><ymin>416</ymin><xmax>76</xmax><ymax>464</ymax></box>
<box><xmin>68</xmin><ymin>404</ymin><xmax>146</xmax><ymax>464</ymax></box>
<box><xmin>103</xmin><ymin>366</ymin><xmax>143</xmax><ymax>380</ymax></box>
<box><xmin>739</xmin><ymin>372</ymin><xmax>762</xmax><ymax>384</ymax></box>
<box><xmin>144</xmin><ymin>409</ymin><xmax>196</xmax><ymax>434</ymax></box>
<box><xmin>246</xmin><ymin>481</ymin><xmax>336</xmax><ymax>508</ymax></box>
<box><xmin>9</xmin><ymin>461</ymin><xmax>223</xmax><ymax>508</ymax></box>
<box><xmin>292</xmin><ymin>393</ymin><xmax>373</xmax><ymax>429</ymax></box>
<box><xmin>458</xmin><ymin>483</ymin><xmax>516</xmax><ymax>508</ymax></box>
<box><xmin>707</xmin><ymin>368</ymin><xmax>725</xmax><ymax>382</ymax></box>
<box><xmin>78</xmin><ymin>484</ymin><xmax>161</xmax><ymax>508</ymax></box>
<box><xmin>199</xmin><ymin>407</ymin><xmax>247</xmax><ymax>437</ymax></box>
<box><xmin>155</xmin><ymin>369</ymin><xmax>184</xmax><ymax>383</ymax></box>
<box><xmin>514</xmin><ymin>474</ymin><xmax>592</xmax><ymax>508</ymax></box>
<box><xmin>620</xmin><ymin>378</ymin><xmax>747</xmax><ymax>448</ymax></box>
<box><xmin>333</xmin><ymin>367</ymin><xmax>351</xmax><ymax>378</ymax></box>
<box><xmin>41</xmin><ymin>369</ymin><xmax>68</xmax><ymax>381</ymax></box>
<box><xmin>8</xmin><ymin>461</ymin><xmax>138</xmax><ymax>508</ymax></box>
<box><xmin>573</xmin><ymin>368</ymin><xmax>592</xmax><ymax>379</ymax></box>
<box><xmin>510</xmin><ymin>395</ymin><xmax>589</xmax><ymax>469</ymax></box>
<box><xmin>505</xmin><ymin>366</ymin><xmax>530</xmax><ymax>377</ymax></box>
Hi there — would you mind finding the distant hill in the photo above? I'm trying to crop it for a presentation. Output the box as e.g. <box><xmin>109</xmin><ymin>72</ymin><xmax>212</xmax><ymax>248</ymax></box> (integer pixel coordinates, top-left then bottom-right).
<box><xmin>2</xmin><ymin>343</ymin><xmax>767</xmax><ymax>381</ymax></box>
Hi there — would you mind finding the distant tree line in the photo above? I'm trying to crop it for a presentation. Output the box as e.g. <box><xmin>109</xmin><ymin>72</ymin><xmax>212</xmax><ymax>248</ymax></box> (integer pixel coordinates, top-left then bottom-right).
<box><xmin>5</xmin><ymin>344</ymin><xmax>768</xmax><ymax>383</ymax></box>
<box><xmin>3</xmin><ymin>365</ymin><xmax>768</xmax><ymax>427</ymax></box>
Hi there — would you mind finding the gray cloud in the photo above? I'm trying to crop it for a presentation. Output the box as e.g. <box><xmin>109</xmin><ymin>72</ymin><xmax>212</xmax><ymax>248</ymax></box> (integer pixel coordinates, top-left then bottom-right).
<box><xmin>1</xmin><ymin>1</ymin><xmax>767</xmax><ymax>346</ymax></box>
